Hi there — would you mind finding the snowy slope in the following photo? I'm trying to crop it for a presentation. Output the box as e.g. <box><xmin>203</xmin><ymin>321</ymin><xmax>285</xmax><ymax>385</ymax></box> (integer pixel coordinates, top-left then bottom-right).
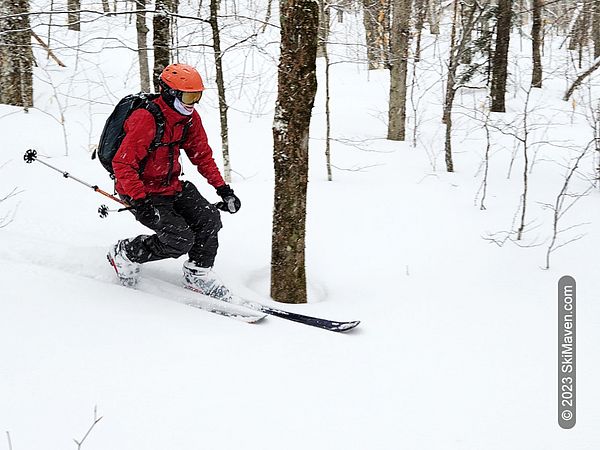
<box><xmin>2</xmin><ymin>6</ymin><xmax>600</xmax><ymax>450</ymax></box>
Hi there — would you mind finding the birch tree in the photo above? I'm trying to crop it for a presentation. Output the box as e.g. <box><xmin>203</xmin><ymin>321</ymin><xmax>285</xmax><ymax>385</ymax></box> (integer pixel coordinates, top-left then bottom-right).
<box><xmin>153</xmin><ymin>0</ymin><xmax>174</xmax><ymax>89</ymax></box>
<box><xmin>363</xmin><ymin>0</ymin><xmax>390</xmax><ymax>69</ymax></box>
<box><xmin>271</xmin><ymin>0</ymin><xmax>319</xmax><ymax>304</ymax></box>
<box><xmin>0</xmin><ymin>0</ymin><xmax>34</xmax><ymax>108</ymax></box>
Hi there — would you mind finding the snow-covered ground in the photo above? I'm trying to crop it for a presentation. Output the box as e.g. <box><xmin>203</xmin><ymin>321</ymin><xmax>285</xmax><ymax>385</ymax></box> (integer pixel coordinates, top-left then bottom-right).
<box><xmin>1</xmin><ymin>5</ymin><xmax>600</xmax><ymax>449</ymax></box>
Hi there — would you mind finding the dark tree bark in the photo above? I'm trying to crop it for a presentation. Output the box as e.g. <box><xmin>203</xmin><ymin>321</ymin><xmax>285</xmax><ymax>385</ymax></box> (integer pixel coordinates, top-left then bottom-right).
<box><xmin>593</xmin><ymin>0</ymin><xmax>600</xmax><ymax>59</ymax></box>
<box><xmin>442</xmin><ymin>0</ymin><xmax>481</xmax><ymax>172</ymax></box>
<box><xmin>271</xmin><ymin>0</ymin><xmax>319</xmax><ymax>304</ymax></box>
<box><xmin>563</xmin><ymin>57</ymin><xmax>600</xmax><ymax>101</ymax></box>
<box><xmin>362</xmin><ymin>0</ymin><xmax>390</xmax><ymax>69</ymax></box>
<box><xmin>153</xmin><ymin>0</ymin><xmax>173</xmax><ymax>90</ymax></box>
<box><xmin>67</xmin><ymin>0</ymin><xmax>80</xmax><ymax>31</ymax></box>
<box><xmin>0</xmin><ymin>0</ymin><xmax>34</xmax><ymax>108</ymax></box>
<box><xmin>459</xmin><ymin>0</ymin><xmax>474</xmax><ymax>64</ymax></box>
<box><xmin>136</xmin><ymin>0</ymin><xmax>151</xmax><ymax>92</ymax></box>
<box><xmin>578</xmin><ymin>0</ymin><xmax>592</xmax><ymax>68</ymax></box>
<box><xmin>387</xmin><ymin>0</ymin><xmax>412</xmax><ymax>140</ymax></box>
<box><xmin>490</xmin><ymin>0</ymin><xmax>512</xmax><ymax>112</ymax></box>
<box><xmin>442</xmin><ymin>0</ymin><xmax>460</xmax><ymax>172</ymax></box>
<box><xmin>531</xmin><ymin>0</ymin><xmax>543</xmax><ymax>88</ymax></box>
<box><xmin>413</xmin><ymin>0</ymin><xmax>426</xmax><ymax>62</ymax></box>
<box><xmin>209</xmin><ymin>0</ymin><xmax>231</xmax><ymax>182</ymax></box>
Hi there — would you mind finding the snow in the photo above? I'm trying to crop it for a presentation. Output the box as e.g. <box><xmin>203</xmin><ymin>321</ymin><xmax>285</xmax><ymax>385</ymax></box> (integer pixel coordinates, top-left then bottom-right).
<box><xmin>1</xmin><ymin>4</ymin><xmax>600</xmax><ymax>450</ymax></box>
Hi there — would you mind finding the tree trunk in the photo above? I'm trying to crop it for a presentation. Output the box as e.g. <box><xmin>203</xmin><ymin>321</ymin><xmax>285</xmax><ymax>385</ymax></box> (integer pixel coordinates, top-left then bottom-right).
<box><xmin>67</xmin><ymin>0</ymin><xmax>80</xmax><ymax>31</ymax></box>
<box><xmin>317</xmin><ymin>0</ymin><xmax>330</xmax><ymax>57</ymax></box>
<box><xmin>459</xmin><ymin>0</ymin><xmax>474</xmax><ymax>64</ymax></box>
<box><xmin>531</xmin><ymin>0</ymin><xmax>543</xmax><ymax>88</ymax></box>
<box><xmin>563</xmin><ymin>57</ymin><xmax>600</xmax><ymax>101</ymax></box>
<box><xmin>153</xmin><ymin>0</ymin><xmax>173</xmax><ymax>90</ymax></box>
<box><xmin>428</xmin><ymin>0</ymin><xmax>441</xmax><ymax>34</ymax></box>
<box><xmin>387</xmin><ymin>0</ymin><xmax>412</xmax><ymax>140</ymax></box>
<box><xmin>0</xmin><ymin>0</ymin><xmax>34</xmax><ymax>108</ymax></box>
<box><xmin>136</xmin><ymin>0</ymin><xmax>151</xmax><ymax>92</ymax></box>
<box><xmin>209</xmin><ymin>0</ymin><xmax>232</xmax><ymax>183</ymax></box>
<box><xmin>593</xmin><ymin>0</ymin><xmax>600</xmax><ymax>59</ymax></box>
<box><xmin>413</xmin><ymin>0</ymin><xmax>426</xmax><ymax>62</ymax></box>
<box><xmin>362</xmin><ymin>0</ymin><xmax>390</xmax><ymax>69</ymax></box>
<box><xmin>442</xmin><ymin>0</ymin><xmax>459</xmax><ymax>173</ymax></box>
<box><xmin>568</xmin><ymin>4</ymin><xmax>581</xmax><ymax>51</ymax></box>
<box><xmin>577</xmin><ymin>0</ymin><xmax>592</xmax><ymax>68</ymax></box>
<box><xmin>271</xmin><ymin>0</ymin><xmax>319</xmax><ymax>304</ymax></box>
<box><xmin>490</xmin><ymin>0</ymin><xmax>512</xmax><ymax>112</ymax></box>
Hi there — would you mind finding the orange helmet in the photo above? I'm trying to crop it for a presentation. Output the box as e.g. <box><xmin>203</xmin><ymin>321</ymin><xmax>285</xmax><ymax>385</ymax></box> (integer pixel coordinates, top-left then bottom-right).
<box><xmin>160</xmin><ymin>64</ymin><xmax>205</xmax><ymax>92</ymax></box>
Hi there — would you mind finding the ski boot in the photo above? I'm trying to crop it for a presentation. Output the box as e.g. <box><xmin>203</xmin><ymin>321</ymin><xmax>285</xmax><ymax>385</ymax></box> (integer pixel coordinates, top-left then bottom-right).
<box><xmin>183</xmin><ymin>260</ymin><xmax>231</xmax><ymax>300</ymax></box>
<box><xmin>107</xmin><ymin>239</ymin><xmax>141</xmax><ymax>287</ymax></box>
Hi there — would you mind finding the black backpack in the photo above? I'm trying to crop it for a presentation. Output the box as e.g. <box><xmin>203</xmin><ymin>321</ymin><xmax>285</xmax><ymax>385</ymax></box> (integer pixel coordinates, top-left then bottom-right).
<box><xmin>93</xmin><ymin>93</ymin><xmax>191</xmax><ymax>181</ymax></box>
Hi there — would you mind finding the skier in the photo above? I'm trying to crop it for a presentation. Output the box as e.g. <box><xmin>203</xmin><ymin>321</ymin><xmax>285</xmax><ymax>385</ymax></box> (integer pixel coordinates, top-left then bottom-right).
<box><xmin>107</xmin><ymin>63</ymin><xmax>240</xmax><ymax>299</ymax></box>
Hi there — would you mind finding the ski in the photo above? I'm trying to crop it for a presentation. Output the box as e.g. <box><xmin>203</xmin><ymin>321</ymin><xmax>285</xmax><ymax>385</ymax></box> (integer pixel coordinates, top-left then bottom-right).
<box><xmin>108</xmin><ymin>256</ymin><xmax>267</xmax><ymax>323</ymax></box>
<box><xmin>143</xmin><ymin>282</ymin><xmax>267</xmax><ymax>323</ymax></box>
<box><xmin>178</xmin><ymin>296</ymin><xmax>267</xmax><ymax>323</ymax></box>
<box><xmin>226</xmin><ymin>295</ymin><xmax>360</xmax><ymax>332</ymax></box>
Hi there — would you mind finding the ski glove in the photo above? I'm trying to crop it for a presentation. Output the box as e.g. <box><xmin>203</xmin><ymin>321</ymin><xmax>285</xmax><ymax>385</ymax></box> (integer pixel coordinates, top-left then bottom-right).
<box><xmin>216</xmin><ymin>184</ymin><xmax>241</xmax><ymax>214</ymax></box>
<box><xmin>132</xmin><ymin>197</ymin><xmax>160</xmax><ymax>225</ymax></box>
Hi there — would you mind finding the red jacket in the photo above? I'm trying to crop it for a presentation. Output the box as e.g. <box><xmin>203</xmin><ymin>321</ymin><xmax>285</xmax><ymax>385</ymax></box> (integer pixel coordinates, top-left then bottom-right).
<box><xmin>113</xmin><ymin>96</ymin><xmax>225</xmax><ymax>200</ymax></box>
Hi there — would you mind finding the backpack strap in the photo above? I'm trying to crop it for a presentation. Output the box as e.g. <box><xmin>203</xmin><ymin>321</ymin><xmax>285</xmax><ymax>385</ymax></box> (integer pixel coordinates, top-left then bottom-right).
<box><xmin>136</xmin><ymin>99</ymin><xmax>192</xmax><ymax>187</ymax></box>
<box><xmin>137</xmin><ymin>100</ymin><xmax>166</xmax><ymax>177</ymax></box>
<box><xmin>164</xmin><ymin>118</ymin><xmax>192</xmax><ymax>186</ymax></box>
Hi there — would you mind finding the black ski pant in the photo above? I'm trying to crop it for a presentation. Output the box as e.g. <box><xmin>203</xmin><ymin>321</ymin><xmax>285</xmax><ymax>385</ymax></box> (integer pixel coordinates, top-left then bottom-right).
<box><xmin>124</xmin><ymin>181</ymin><xmax>222</xmax><ymax>268</ymax></box>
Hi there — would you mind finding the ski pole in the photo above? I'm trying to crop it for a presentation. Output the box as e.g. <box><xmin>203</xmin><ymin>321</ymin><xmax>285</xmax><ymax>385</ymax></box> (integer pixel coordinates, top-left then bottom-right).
<box><xmin>24</xmin><ymin>149</ymin><xmax>131</xmax><ymax>217</ymax></box>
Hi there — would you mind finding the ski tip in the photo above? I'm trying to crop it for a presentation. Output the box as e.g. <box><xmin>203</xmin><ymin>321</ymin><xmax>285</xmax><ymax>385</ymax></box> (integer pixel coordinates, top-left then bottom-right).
<box><xmin>333</xmin><ymin>320</ymin><xmax>360</xmax><ymax>332</ymax></box>
<box><xmin>247</xmin><ymin>314</ymin><xmax>268</xmax><ymax>323</ymax></box>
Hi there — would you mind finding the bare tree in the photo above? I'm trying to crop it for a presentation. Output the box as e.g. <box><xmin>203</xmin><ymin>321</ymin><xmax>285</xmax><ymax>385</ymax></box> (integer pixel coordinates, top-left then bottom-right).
<box><xmin>563</xmin><ymin>57</ymin><xmax>600</xmax><ymax>101</ymax></box>
<box><xmin>320</xmin><ymin>3</ymin><xmax>333</xmax><ymax>181</ymax></box>
<box><xmin>531</xmin><ymin>0</ymin><xmax>543</xmax><ymax>88</ymax></box>
<box><xmin>428</xmin><ymin>0</ymin><xmax>441</xmax><ymax>34</ymax></box>
<box><xmin>136</xmin><ymin>0</ymin><xmax>151</xmax><ymax>92</ymax></box>
<box><xmin>317</xmin><ymin>0</ymin><xmax>330</xmax><ymax>57</ymax></box>
<box><xmin>490</xmin><ymin>0</ymin><xmax>512</xmax><ymax>112</ymax></box>
<box><xmin>67</xmin><ymin>0</ymin><xmax>81</xmax><ymax>31</ymax></box>
<box><xmin>73</xmin><ymin>407</ymin><xmax>103</xmax><ymax>449</ymax></box>
<box><xmin>0</xmin><ymin>187</ymin><xmax>19</xmax><ymax>229</ymax></box>
<box><xmin>153</xmin><ymin>0</ymin><xmax>174</xmax><ymax>90</ymax></box>
<box><xmin>593</xmin><ymin>0</ymin><xmax>600</xmax><ymax>59</ymax></box>
<box><xmin>387</xmin><ymin>0</ymin><xmax>412</xmax><ymax>140</ymax></box>
<box><xmin>443</xmin><ymin>0</ymin><xmax>460</xmax><ymax>172</ymax></box>
<box><xmin>362</xmin><ymin>0</ymin><xmax>390</xmax><ymax>69</ymax></box>
<box><xmin>0</xmin><ymin>0</ymin><xmax>34</xmax><ymax>108</ymax></box>
<box><xmin>442</xmin><ymin>0</ymin><xmax>482</xmax><ymax>172</ymax></box>
<box><xmin>271</xmin><ymin>0</ymin><xmax>319</xmax><ymax>304</ymax></box>
<box><xmin>543</xmin><ymin>145</ymin><xmax>593</xmax><ymax>269</ymax></box>
<box><xmin>209</xmin><ymin>0</ymin><xmax>232</xmax><ymax>182</ymax></box>
<box><xmin>413</xmin><ymin>0</ymin><xmax>427</xmax><ymax>61</ymax></box>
